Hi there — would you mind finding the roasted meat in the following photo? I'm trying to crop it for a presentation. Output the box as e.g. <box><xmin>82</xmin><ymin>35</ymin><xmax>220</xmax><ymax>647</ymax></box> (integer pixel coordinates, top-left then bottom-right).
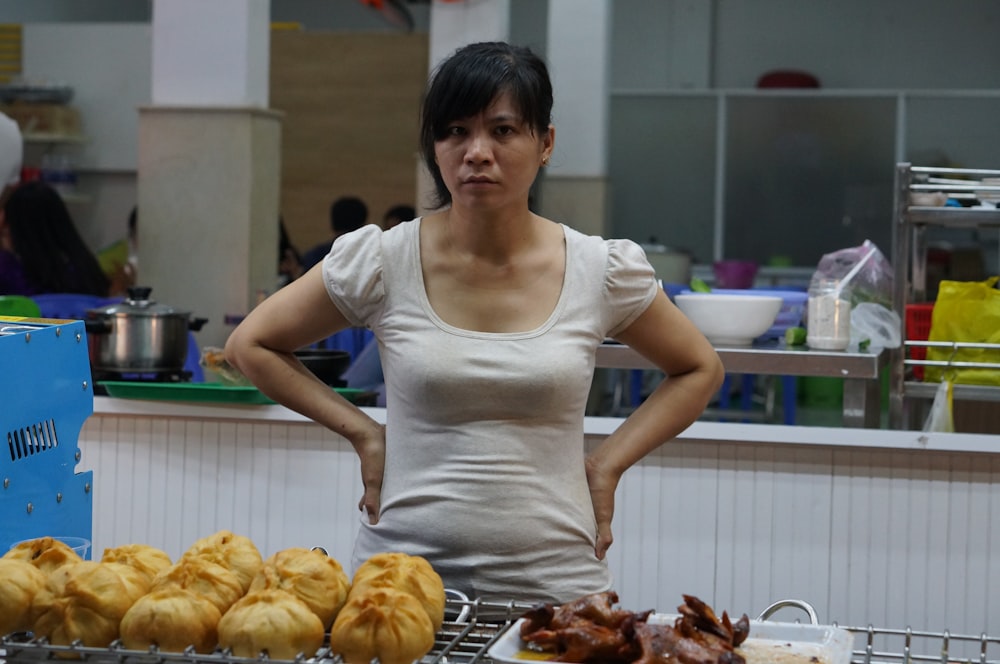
<box><xmin>633</xmin><ymin>619</ymin><xmax>747</xmax><ymax>664</ymax></box>
<box><xmin>678</xmin><ymin>594</ymin><xmax>750</xmax><ymax>647</ymax></box>
<box><xmin>519</xmin><ymin>592</ymin><xmax>749</xmax><ymax>664</ymax></box>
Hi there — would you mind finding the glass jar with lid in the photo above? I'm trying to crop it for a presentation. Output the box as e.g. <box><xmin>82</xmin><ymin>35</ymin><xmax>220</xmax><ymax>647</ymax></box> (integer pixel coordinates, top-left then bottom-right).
<box><xmin>806</xmin><ymin>278</ymin><xmax>851</xmax><ymax>350</ymax></box>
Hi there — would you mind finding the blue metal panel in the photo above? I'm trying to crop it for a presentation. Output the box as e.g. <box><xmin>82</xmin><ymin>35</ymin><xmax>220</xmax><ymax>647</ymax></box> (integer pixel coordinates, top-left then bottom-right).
<box><xmin>0</xmin><ymin>318</ymin><xmax>95</xmax><ymax>557</ymax></box>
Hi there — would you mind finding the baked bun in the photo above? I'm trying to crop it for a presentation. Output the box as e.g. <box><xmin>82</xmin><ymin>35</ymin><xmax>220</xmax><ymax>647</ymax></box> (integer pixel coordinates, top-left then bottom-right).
<box><xmin>32</xmin><ymin>561</ymin><xmax>150</xmax><ymax>648</ymax></box>
<box><xmin>248</xmin><ymin>547</ymin><xmax>351</xmax><ymax>628</ymax></box>
<box><xmin>101</xmin><ymin>544</ymin><xmax>172</xmax><ymax>583</ymax></box>
<box><xmin>330</xmin><ymin>586</ymin><xmax>436</xmax><ymax>664</ymax></box>
<box><xmin>217</xmin><ymin>589</ymin><xmax>325</xmax><ymax>660</ymax></box>
<box><xmin>0</xmin><ymin>559</ymin><xmax>47</xmax><ymax>633</ymax></box>
<box><xmin>120</xmin><ymin>587</ymin><xmax>222</xmax><ymax>654</ymax></box>
<box><xmin>351</xmin><ymin>552</ymin><xmax>446</xmax><ymax>629</ymax></box>
<box><xmin>181</xmin><ymin>530</ymin><xmax>262</xmax><ymax>593</ymax></box>
<box><xmin>151</xmin><ymin>557</ymin><xmax>244</xmax><ymax>614</ymax></box>
<box><xmin>3</xmin><ymin>536</ymin><xmax>82</xmax><ymax>574</ymax></box>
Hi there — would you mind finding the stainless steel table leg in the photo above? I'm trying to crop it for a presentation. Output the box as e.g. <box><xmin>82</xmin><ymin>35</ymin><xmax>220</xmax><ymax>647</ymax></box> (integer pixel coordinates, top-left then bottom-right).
<box><xmin>842</xmin><ymin>377</ymin><xmax>881</xmax><ymax>428</ymax></box>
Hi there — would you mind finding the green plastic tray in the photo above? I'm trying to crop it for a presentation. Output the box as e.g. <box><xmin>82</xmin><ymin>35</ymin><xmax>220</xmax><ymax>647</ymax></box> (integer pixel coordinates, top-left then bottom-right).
<box><xmin>98</xmin><ymin>381</ymin><xmax>372</xmax><ymax>405</ymax></box>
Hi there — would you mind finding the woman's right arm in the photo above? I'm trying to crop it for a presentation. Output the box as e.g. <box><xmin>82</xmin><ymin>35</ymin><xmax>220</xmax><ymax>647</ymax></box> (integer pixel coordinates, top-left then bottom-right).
<box><xmin>224</xmin><ymin>264</ymin><xmax>386</xmax><ymax>522</ymax></box>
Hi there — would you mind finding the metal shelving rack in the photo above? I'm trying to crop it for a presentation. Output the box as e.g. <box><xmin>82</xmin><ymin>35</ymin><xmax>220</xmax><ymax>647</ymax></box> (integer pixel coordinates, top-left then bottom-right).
<box><xmin>889</xmin><ymin>163</ymin><xmax>1000</xmax><ymax>429</ymax></box>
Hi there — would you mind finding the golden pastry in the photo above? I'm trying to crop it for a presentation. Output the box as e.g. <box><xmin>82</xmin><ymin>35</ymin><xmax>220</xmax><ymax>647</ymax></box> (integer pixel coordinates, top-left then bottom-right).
<box><xmin>101</xmin><ymin>543</ymin><xmax>172</xmax><ymax>583</ymax></box>
<box><xmin>181</xmin><ymin>530</ymin><xmax>262</xmax><ymax>593</ymax></box>
<box><xmin>120</xmin><ymin>587</ymin><xmax>222</xmax><ymax>654</ymax></box>
<box><xmin>351</xmin><ymin>551</ymin><xmax>446</xmax><ymax>629</ymax></box>
<box><xmin>32</xmin><ymin>561</ymin><xmax>150</xmax><ymax>648</ymax></box>
<box><xmin>217</xmin><ymin>589</ymin><xmax>325</xmax><ymax>660</ymax></box>
<box><xmin>248</xmin><ymin>547</ymin><xmax>351</xmax><ymax>628</ymax></box>
<box><xmin>0</xmin><ymin>558</ymin><xmax>47</xmax><ymax>634</ymax></box>
<box><xmin>3</xmin><ymin>536</ymin><xmax>82</xmax><ymax>574</ymax></box>
<box><xmin>331</xmin><ymin>586</ymin><xmax>436</xmax><ymax>664</ymax></box>
<box><xmin>150</xmin><ymin>557</ymin><xmax>244</xmax><ymax>615</ymax></box>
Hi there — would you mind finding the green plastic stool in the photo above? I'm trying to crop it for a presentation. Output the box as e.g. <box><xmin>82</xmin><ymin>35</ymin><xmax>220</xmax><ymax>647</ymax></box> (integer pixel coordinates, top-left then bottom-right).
<box><xmin>0</xmin><ymin>295</ymin><xmax>42</xmax><ymax>317</ymax></box>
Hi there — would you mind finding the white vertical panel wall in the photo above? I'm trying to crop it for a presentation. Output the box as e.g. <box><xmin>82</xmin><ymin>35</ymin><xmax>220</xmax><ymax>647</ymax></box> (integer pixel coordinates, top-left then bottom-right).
<box><xmin>80</xmin><ymin>415</ymin><xmax>999</xmax><ymax>636</ymax></box>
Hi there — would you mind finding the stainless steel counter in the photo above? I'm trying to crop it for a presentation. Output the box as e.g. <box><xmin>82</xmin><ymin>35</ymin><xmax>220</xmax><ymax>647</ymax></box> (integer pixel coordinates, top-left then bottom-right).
<box><xmin>596</xmin><ymin>341</ymin><xmax>887</xmax><ymax>428</ymax></box>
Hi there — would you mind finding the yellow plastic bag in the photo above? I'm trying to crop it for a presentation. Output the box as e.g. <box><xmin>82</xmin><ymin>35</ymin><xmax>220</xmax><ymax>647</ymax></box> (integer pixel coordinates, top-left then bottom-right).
<box><xmin>924</xmin><ymin>277</ymin><xmax>1000</xmax><ymax>385</ymax></box>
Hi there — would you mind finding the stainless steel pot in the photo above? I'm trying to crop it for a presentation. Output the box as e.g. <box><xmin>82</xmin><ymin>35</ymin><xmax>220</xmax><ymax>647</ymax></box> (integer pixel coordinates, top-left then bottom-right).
<box><xmin>85</xmin><ymin>286</ymin><xmax>207</xmax><ymax>372</ymax></box>
<box><xmin>641</xmin><ymin>242</ymin><xmax>693</xmax><ymax>285</ymax></box>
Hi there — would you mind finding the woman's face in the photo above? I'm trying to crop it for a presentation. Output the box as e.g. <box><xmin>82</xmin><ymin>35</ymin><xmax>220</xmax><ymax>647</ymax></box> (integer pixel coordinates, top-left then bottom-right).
<box><xmin>434</xmin><ymin>91</ymin><xmax>553</xmax><ymax>213</ymax></box>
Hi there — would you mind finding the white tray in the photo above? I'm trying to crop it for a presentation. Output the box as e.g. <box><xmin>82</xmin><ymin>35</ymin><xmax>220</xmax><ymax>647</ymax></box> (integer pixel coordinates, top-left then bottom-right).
<box><xmin>487</xmin><ymin>615</ymin><xmax>854</xmax><ymax>664</ymax></box>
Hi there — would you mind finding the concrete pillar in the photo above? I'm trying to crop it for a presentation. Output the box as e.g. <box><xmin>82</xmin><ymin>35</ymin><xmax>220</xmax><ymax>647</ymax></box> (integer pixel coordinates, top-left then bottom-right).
<box><xmin>139</xmin><ymin>0</ymin><xmax>281</xmax><ymax>351</ymax></box>
<box><xmin>541</xmin><ymin>0</ymin><xmax>611</xmax><ymax>237</ymax></box>
<box><xmin>428</xmin><ymin>0</ymin><xmax>510</xmax><ymax>69</ymax></box>
<box><xmin>418</xmin><ymin>0</ymin><xmax>511</xmax><ymax>213</ymax></box>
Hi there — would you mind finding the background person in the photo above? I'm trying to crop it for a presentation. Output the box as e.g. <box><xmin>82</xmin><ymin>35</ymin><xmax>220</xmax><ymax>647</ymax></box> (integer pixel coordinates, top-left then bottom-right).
<box><xmin>0</xmin><ymin>181</ymin><xmax>111</xmax><ymax>296</ymax></box>
<box><xmin>300</xmin><ymin>195</ymin><xmax>368</xmax><ymax>269</ymax></box>
<box><xmin>278</xmin><ymin>216</ymin><xmax>304</xmax><ymax>286</ymax></box>
<box><xmin>381</xmin><ymin>203</ymin><xmax>416</xmax><ymax>231</ymax></box>
<box><xmin>225</xmin><ymin>41</ymin><xmax>723</xmax><ymax>603</ymax></box>
<box><xmin>97</xmin><ymin>205</ymin><xmax>139</xmax><ymax>295</ymax></box>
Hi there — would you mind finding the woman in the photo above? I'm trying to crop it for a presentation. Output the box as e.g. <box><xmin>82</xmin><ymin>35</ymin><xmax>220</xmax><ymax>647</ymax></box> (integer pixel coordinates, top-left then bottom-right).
<box><xmin>226</xmin><ymin>41</ymin><xmax>723</xmax><ymax>603</ymax></box>
<box><xmin>0</xmin><ymin>181</ymin><xmax>110</xmax><ymax>296</ymax></box>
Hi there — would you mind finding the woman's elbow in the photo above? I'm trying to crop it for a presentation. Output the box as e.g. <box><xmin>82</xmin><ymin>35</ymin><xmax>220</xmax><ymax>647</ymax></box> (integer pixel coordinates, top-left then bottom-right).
<box><xmin>223</xmin><ymin>326</ymin><xmax>251</xmax><ymax>373</ymax></box>
<box><xmin>705</xmin><ymin>352</ymin><xmax>726</xmax><ymax>394</ymax></box>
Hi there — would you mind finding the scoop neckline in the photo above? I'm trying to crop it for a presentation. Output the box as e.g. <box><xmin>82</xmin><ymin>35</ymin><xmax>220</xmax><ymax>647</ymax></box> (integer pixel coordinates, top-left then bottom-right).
<box><xmin>409</xmin><ymin>217</ymin><xmax>571</xmax><ymax>340</ymax></box>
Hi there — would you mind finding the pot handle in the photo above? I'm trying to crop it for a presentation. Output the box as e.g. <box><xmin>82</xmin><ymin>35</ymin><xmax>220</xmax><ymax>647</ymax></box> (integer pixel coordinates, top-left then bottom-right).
<box><xmin>84</xmin><ymin>318</ymin><xmax>112</xmax><ymax>335</ymax></box>
<box><xmin>755</xmin><ymin>599</ymin><xmax>819</xmax><ymax>624</ymax></box>
<box><xmin>189</xmin><ymin>317</ymin><xmax>209</xmax><ymax>331</ymax></box>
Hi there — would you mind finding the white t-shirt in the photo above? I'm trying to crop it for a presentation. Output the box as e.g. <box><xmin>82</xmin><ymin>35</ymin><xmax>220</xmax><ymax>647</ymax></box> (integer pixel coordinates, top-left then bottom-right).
<box><xmin>323</xmin><ymin>219</ymin><xmax>658</xmax><ymax>603</ymax></box>
<box><xmin>0</xmin><ymin>112</ymin><xmax>22</xmax><ymax>187</ymax></box>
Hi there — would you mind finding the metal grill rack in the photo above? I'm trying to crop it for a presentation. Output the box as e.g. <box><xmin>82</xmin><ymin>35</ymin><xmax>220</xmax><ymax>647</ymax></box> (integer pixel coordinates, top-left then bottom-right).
<box><xmin>842</xmin><ymin>625</ymin><xmax>1000</xmax><ymax>664</ymax></box>
<box><xmin>3</xmin><ymin>598</ymin><xmax>998</xmax><ymax>664</ymax></box>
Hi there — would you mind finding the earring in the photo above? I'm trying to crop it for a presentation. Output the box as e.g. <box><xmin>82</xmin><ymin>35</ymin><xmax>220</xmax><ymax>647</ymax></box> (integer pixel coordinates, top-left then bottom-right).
<box><xmin>541</xmin><ymin>156</ymin><xmax>550</xmax><ymax>166</ymax></box>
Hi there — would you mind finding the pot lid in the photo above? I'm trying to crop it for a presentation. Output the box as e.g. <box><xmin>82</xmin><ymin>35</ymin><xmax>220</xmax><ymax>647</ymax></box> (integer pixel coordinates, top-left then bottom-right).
<box><xmin>88</xmin><ymin>286</ymin><xmax>190</xmax><ymax>317</ymax></box>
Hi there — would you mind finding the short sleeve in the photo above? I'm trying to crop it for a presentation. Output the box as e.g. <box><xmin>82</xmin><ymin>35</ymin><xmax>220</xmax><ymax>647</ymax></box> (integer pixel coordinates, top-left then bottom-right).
<box><xmin>604</xmin><ymin>238</ymin><xmax>659</xmax><ymax>338</ymax></box>
<box><xmin>322</xmin><ymin>224</ymin><xmax>385</xmax><ymax>328</ymax></box>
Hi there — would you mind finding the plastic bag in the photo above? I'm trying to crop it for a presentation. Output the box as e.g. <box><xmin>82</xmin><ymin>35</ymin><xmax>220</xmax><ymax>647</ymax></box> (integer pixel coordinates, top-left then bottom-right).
<box><xmin>850</xmin><ymin>302</ymin><xmax>901</xmax><ymax>351</ymax></box>
<box><xmin>924</xmin><ymin>277</ymin><xmax>1000</xmax><ymax>386</ymax></box>
<box><xmin>810</xmin><ymin>239</ymin><xmax>893</xmax><ymax>309</ymax></box>
<box><xmin>922</xmin><ymin>380</ymin><xmax>954</xmax><ymax>432</ymax></box>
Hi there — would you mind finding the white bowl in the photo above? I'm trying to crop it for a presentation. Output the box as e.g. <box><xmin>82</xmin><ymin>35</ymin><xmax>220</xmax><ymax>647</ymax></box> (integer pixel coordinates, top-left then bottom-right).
<box><xmin>674</xmin><ymin>293</ymin><xmax>783</xmax><ymax>346</ymax></box>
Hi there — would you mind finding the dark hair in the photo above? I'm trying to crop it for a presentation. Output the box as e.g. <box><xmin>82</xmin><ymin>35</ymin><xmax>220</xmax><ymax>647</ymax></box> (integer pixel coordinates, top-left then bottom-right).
<box><xmin>4</xmin><ymin>181</ymin><xmax>110</xmax><ymax>296</ymax></box>
<box><xmin>279</xmin><ymin>216</ymin><xmax>300</xmax><ymax>263</ymax></box>
<box><xmin>384</xmin><ymin>204</ymin><xmax>415</xmax><ymax>222</ymax></box>
<box><xmin>419</xmin><ymin>41</ymin><xmax>553</xmax><ymax>209</ymax></box>
<box><xmin>330</xmin><ymin>196</ymin><xmax>368</xmax><ymax>235</ymax></box>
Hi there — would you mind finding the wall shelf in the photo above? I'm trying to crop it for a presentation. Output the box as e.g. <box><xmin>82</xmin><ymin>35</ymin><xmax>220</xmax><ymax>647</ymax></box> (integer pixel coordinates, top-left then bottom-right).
<box><xmin>23</xmin><ymin>132</ymin><xmax>87</xmax><ymax>144</ymax></box>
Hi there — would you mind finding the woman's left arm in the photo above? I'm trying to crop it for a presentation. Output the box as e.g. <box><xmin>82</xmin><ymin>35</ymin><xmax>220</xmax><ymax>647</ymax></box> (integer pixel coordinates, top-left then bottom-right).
<box><xmin>585</xmin><ymin>289</ymin><xmax>724</xmax><ymax>559</ymax></box>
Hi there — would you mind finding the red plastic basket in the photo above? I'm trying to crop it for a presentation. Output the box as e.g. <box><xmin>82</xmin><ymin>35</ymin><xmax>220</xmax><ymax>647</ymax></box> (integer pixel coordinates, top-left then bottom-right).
<box><xmin>905</xmin><ymin>303</ymin><xmax>935</xmax><ymax>380</ymax></box>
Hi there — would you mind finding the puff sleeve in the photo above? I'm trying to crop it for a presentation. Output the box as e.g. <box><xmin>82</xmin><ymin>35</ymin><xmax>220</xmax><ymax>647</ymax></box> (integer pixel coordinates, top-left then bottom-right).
<box><xmin>604</xmin><ymin>238</ymin><xmax>659</xmax><ymax>338</ymax></box>
<box><xmin>321</xmin><ymin>224</ymin><xmax>385</xmax><ymax>328</ymax></box>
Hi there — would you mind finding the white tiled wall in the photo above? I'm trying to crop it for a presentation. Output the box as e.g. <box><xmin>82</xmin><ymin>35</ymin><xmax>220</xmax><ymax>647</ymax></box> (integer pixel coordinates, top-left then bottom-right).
<box><xmin>80</xmin><ymin>414</ymin><xmax>1000</xmax><ymax>637</ymax></box>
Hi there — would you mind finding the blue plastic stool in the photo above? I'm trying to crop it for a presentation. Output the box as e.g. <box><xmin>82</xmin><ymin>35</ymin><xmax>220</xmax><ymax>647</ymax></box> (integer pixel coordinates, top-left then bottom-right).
<box><xmin>32</xmin><ymin>293</ymin><xmax>119</xmax><ymax>320</ymax></box>
<box><xmin>319</xmin><ymin>327</ymin><xmax>375</xmax><ymax>360</ymax></box>
<box><xmin>717</xmin><ymin>373</ymin><xmax>796</xmax><ymax>425</ymax></box>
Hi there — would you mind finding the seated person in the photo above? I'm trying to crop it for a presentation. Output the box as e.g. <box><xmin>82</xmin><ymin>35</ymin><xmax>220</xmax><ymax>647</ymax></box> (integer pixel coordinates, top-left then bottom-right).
<box><xmin>382</xmin><ymin>203</ymin><xmax>416</xmax><ymax>231</ymax></box>
<box><xmin>97</xmin><ymin>206</ymin><xmax>138</xmax><ymax>295</ymax></box>
<box><xmin>278</xmin><ymin>216</ymin><xmax>303</xmax><ymax>286</ymax></box>
<box><xmin>0</xmin><ymin>181</ymin><xmax>110</xmax><ymax>296</ymax></box>
<box><xmin>301</xmin><ymin>196</ymin><xmax>368</xmax><ymax>270</ymax></box>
